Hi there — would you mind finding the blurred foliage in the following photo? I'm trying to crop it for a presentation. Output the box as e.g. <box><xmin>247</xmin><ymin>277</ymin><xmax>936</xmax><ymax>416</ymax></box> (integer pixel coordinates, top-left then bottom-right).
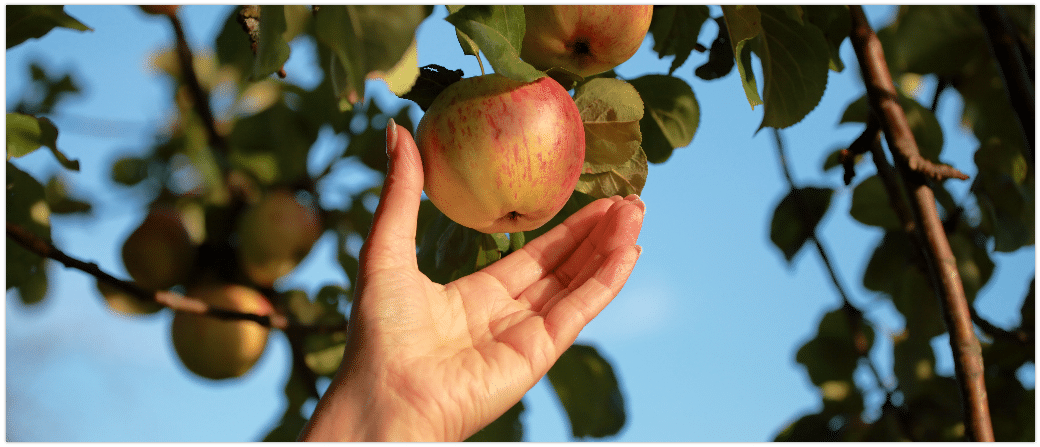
<box><xmin>4</xmin><ymin>4</ymin><xmax>1034</xmax><ymax>442</ymax></box>
<box><xmin>768</xmin><ymin>5</ymin><xmax>1034</xmax><ymax>442</ymax></box>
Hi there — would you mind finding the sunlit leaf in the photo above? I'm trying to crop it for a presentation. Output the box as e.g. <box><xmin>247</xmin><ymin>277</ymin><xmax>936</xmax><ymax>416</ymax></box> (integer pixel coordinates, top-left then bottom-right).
<box><xmin>6</xmin><ymin>113</ymin><xmax>79</xmax><ymax>171</ymax></box>
<box><xmin>445</xmin><ymin>5</ymin><xmax>543</xmax><ymax>82</ymax></box>
<box><xmin>723</xmin><ymin>5</ymin><xmax>764</xmax><ymax>109</ymax></box>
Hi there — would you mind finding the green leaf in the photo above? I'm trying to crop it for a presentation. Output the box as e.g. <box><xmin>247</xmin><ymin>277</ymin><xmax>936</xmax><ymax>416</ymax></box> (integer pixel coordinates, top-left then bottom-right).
<box><xmin>6</xmin><ymin>161</ymin><xmax>51</xmax><ymax>305</ymax></box>
<box><xmin>572</xmin><ymin>78</ymin><xmax>648</xmax><ymax>198</ymax></box>
<box><xmin>229</xmin><ymin>101</ymin><xmax>315</xmax><ymax>185</ymax></box>
<box><xmin>770</xmin><ymin>186</ymin><xmax>833</xmax><ymax>262</ymax></box>
<box><xmin>802</xmin><ymin>6</ymin><xmax>850</xmax><ymax>72</ymax></box>
<box><xmin>475</xmin><ymin>233</ymin><xmax>506</xmax><ymax>271</ymax></box>
<box><xmin>973</xmin><ymin>136</ymin><xmax>1033</xmax><ymax>253</ymax></box>
<box><xmin>849</xmin><ymin>176</ymin><xmax>901</xmax><ymax>230</ymax></box>
<box><xmin>465</xmin><ymin>400</ymin><xmax>524</xmax><ymax>442</ymax></box>
<box><xmin>864</xmin><ymin>232</ymin><xmax>947</xmax><ymax>338</ymax></box>
<box><xmin>722</xmin><ymin>5</ymin><xmax>763</xmax><ymax>48</ymax></box>
<box><xmin>754</xmin><ymin>5</ymin><xmax>832</xmax><ymax>130</ymax></box>
<box><xmin>795</xmin><ymin>307</ymin><xmax>874</xmax><ymax>386</ymax></box>
<box><xmin>574</xmin><ymin>78</ymin><xmax>644</xmax><ymax>168</ymax></box>
<box><xmin>647</xmin><ymin>5</ymin><xmax>712</xmax><ymax>75</ymax></box>
<box><xmin>110</xmin><ymin>156</ymin><xmax>150</xmax><ymax>186</ymax></box>
<box><xmin>574</xmin><ymin>149</ymin><xmax>648</xmax><ymax>199</ymax></box>
<box><xmin>695</xmin><ymin>17</ymin><xmax>736</xmax><ymax>80</ymax></box>
<box><xmin>508</xmin><ymin>232</ymin><xmax>525</xmax><ymax>252</ymax></box>
<box><xmin>251</xmin><ymin>5</ymin><xmax>291</xmax><ymax>80</ymax></box>
<box><xmin>628</xmin><ymin>74</ymin><xmax>699</xmax><ymax>164</ymax></box>
<box><xmin>885</xmin><ymin>6</ymin><xmax>987</xmax><ymax>78</ymax></box>
<box><xmin>841</xmin><ymin>94</ymin><xmax>944</xmax><ymax>162</ymax></box>
<box><xmin>734</xmin><ymin>36</ymin><xmax>762</xmax><ymax>109</ymax></box>
<box><xmin>547</xmin><ymin>344</ymin><xmax>626</xmax><ymax>439</ymax></box>
<box><xmin>445</xmin><ymin>5</ymin><xmax>543</xmax><ymax>82</ymax></box>
<box><xmin>774</xmin><ymin>411</ymin><xmax>844</xmax><ymax>441</ymax></box>
<box><xmin>6</xmin><ymin>113</ymin><xmax>79</xmax><ymax>171</ymax></box>
<box><xmin>304</xmin><ymin>333</ymin><xmax>347</xmax><ymax>376</ymax></box>
<box><xmin>315</xmin><ymin>6</ymin><xmax>428</xmax><ymax>107</ymax></box>
<box><xmin>44</xmin><ymin>176</ymin><xmax>91</xmax><ymax>215</ymax></box>
<box><xmin>6</xmin><ymin>5</ymin><xmax>91</xmax><ymax>49</ymax></box>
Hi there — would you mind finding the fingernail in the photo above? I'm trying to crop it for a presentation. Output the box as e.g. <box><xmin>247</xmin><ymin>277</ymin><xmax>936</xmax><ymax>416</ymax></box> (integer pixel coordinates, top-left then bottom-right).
<box><xmin>386</xmin><ymin>118</ymin><xmax>398</xmax><ymax>156</ymax></box>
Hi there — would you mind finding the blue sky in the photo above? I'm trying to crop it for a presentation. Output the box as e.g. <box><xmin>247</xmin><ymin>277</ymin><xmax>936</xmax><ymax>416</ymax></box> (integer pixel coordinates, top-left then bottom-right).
<box><xmin>5</xmin><ymin>5</ymin><xmax>1035</xmax><ymax>442</ymax></box>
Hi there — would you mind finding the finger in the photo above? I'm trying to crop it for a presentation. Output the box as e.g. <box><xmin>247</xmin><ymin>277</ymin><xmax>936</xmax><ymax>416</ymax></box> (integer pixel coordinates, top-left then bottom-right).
<box><xmin>359</xmin><ymin>119</ymin><xmax>425</xmax><ymax>271</ymax></box>
<box><xmin>553</xmin><ymin>195</ymin><xmax>644</xmax><ymax>289</ymax></box>
<box><xmin>544</xmin><ymin>244</ymin><xmax>642</xmax><ymax>351</ymax></box>
<box><xmin>480</xmin><ymin>196</ymin><xmax>622</xmax><ymax>298</ymax></box>
<box><xmin>519</xmin><ymin>196</ymin><xmax>644</xmax><ymax>312</ymax></box>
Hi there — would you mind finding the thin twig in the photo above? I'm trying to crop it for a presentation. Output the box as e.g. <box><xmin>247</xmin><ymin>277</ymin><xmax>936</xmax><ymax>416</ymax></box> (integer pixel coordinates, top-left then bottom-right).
<box><xmin>848</xmin><ymin>6</ymin><xmax>994</xmax><ymax>441</ymax></box>
<box><xmin>6</xmin><ymin>221</ymin><xmax>348</xmax><ymax>333</ymax></box>
<box><xmin>976</xmin><ymin>5</ymin><xmax>1034</xmax><ymax>166</ymax></box>
<box><xmin>167</xmin><ymin>13</ymin><xmax>230</xmax><ymax>155</ymax></box>
<box><xmin>773</xmin><ymin>129</ymin><xmax>913</xmax><ymax>439</ymax></box>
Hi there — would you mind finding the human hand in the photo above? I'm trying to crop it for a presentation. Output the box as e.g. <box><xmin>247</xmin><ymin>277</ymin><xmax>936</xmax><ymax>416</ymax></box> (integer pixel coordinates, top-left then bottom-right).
<box><xmin>299</xmin><ymin>119</ymin><xmax>645</xmax><ymax>441</ymax></box>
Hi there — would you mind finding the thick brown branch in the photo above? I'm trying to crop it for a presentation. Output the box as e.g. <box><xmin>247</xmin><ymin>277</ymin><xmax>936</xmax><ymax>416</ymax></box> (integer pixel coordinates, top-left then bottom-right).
<box><xmin>7</xmin><ymin>221</ymin><xmax>347</xmax><ymax>333</ymax></box>
<box><xmin>976</xmin><ymin>5</ymin><xmax>1034</xmax><ymax>165</ymax></box>
<box><xmin>849</xmin><ymin>6</ymin><xmax>994</xmax><ymax>442</ymax></box>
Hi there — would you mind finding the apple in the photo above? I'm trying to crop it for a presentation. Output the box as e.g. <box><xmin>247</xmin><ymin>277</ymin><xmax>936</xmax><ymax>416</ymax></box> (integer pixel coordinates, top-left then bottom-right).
<box><xmin>171</xmin><ymin>283</ymin><xmax>272</xmax><ymax>380</ymax></box>
<box><xmin>121</xmin><ymin>206</ymin><xmax>197</xmax><ymax>291</ymax></box>
<box><xmin>236</xmin><ymin>189</ymin><xmax>322</xmax><ymax>287</ymax></box>
<box><xmin>415</xmin><ymin>73</ymin><xmax>585</xmax><ymax>234</ymax></box>
<box><xmin>139</xmin><ymin>5</ymin><xmax>179</xmax><ymax>17</ymax></box>
<box><xmin>520</xmin><ymin>5</ymin><xmax>653</xmax><ymax>78</ymax></box>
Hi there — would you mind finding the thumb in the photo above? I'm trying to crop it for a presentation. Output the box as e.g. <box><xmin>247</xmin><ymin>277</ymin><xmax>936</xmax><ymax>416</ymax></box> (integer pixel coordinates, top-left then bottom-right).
<box><xmin>360</xmin><ymin>119</ymin><xmax>425</xmax><ymax>271</ymax></box>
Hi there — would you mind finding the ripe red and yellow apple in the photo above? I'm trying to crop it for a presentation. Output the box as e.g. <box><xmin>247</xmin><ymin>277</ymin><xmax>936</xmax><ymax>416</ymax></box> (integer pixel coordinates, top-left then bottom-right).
<box><xmin>121</xmin><ymin>206</ymin><xmax>197</xmax><ymax>291</ymax></box>
<box><xmin>521</xmin><ymin>5</ymin><xmax>654</xmax><ymax>78</ymax></box>
<box><xmin>415</xmin><ymin>73</ymin><xmax>585</xmax><ymax>234</ymax></box>
<box><xmin>236</xmin><ymin>189</ymin><xmax>322</xmax><ymax>287</ymax></box>
<box><xmin>171</xmin><ymin>283</ymin><xmax>272</xmax><ymax>380</ymax></box>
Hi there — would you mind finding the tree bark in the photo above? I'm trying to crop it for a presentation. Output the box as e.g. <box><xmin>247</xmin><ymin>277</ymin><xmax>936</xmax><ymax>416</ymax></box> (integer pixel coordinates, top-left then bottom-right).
<box><xmin>848</xmin><ymin>6</ymin><xmax>994</xmax><ymax>442</ymax></box>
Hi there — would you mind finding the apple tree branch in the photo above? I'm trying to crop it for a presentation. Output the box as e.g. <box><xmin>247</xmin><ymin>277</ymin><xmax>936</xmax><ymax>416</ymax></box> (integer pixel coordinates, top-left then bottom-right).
<box><xmin>848</xmin><ymin>5</ymin><xmax>994</xmax><ymax>441</ymax></box>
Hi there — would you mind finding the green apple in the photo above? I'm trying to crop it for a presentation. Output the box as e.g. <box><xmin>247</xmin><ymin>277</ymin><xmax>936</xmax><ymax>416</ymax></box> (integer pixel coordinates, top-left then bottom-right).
<box><xmin>520</xmin><ymin>5</ymin><xmax>654</xmax><ymax>78</ymax></box>
<box><xmin>171</xmin><ymin>283</ymin><xmax>272</xmax><ymax>380</ymax></box>
<box><xmin>236</xmin><ymin>189</ymin><xmax>322</xmax><ymax>287</ymax></box>
<box><xmin>121</xmin><ymin>206</ymin><xmax>197</xmax><ymax>291</ymax></box>
<box><xmin>415</xmin><ymin>73</ymin><xmax>585</xmax><ymax>234</ymax></box>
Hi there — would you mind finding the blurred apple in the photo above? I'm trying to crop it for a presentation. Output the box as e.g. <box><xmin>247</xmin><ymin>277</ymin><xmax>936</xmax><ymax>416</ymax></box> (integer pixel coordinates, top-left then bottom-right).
<box><xmin>171</xmin><ymin>283</ymin><xmax>272</xmax><ymax>380</ymax></box>
<box><xmin>121</xmin><ymin>206</ymin><xmax>197</xmax><ymax>291</ymax></box>
<box><xmin>139</xmin><ymin>5</ymin><xmax>179</xmax><ymax>17</ymax></box>
<box><xmin>415</xmin><ymin>74</ymin><xmax>585</xmax><ymax>234</ymax></box>
<box><xmin>520</xmin><ymin>5</ymin><xmax>653</xmax><ymax>78</ymax></box>
<box><xmin>236</xmin><ymin>189</ymin><xmax>322</xmax><ymax>287</ymax></box>
<box><xmin>95</xmin><ymin>278</ymin><xmax>163</xmax><ymax>316</ymax></box>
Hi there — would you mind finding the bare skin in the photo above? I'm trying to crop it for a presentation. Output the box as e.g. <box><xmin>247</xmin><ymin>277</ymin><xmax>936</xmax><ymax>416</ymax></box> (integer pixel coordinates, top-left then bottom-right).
<box><xmin>299</xmin><ymin>119</ymin><xmax>645</xmax><ymax>442</ymax></box>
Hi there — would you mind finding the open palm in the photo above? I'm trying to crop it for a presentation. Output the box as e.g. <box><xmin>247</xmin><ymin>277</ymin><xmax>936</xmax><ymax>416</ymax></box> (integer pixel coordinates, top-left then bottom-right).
<box><xmin>300</xmin><ymin>120</ymin><xmax>644</xmax><ymax>441</ymax></box>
